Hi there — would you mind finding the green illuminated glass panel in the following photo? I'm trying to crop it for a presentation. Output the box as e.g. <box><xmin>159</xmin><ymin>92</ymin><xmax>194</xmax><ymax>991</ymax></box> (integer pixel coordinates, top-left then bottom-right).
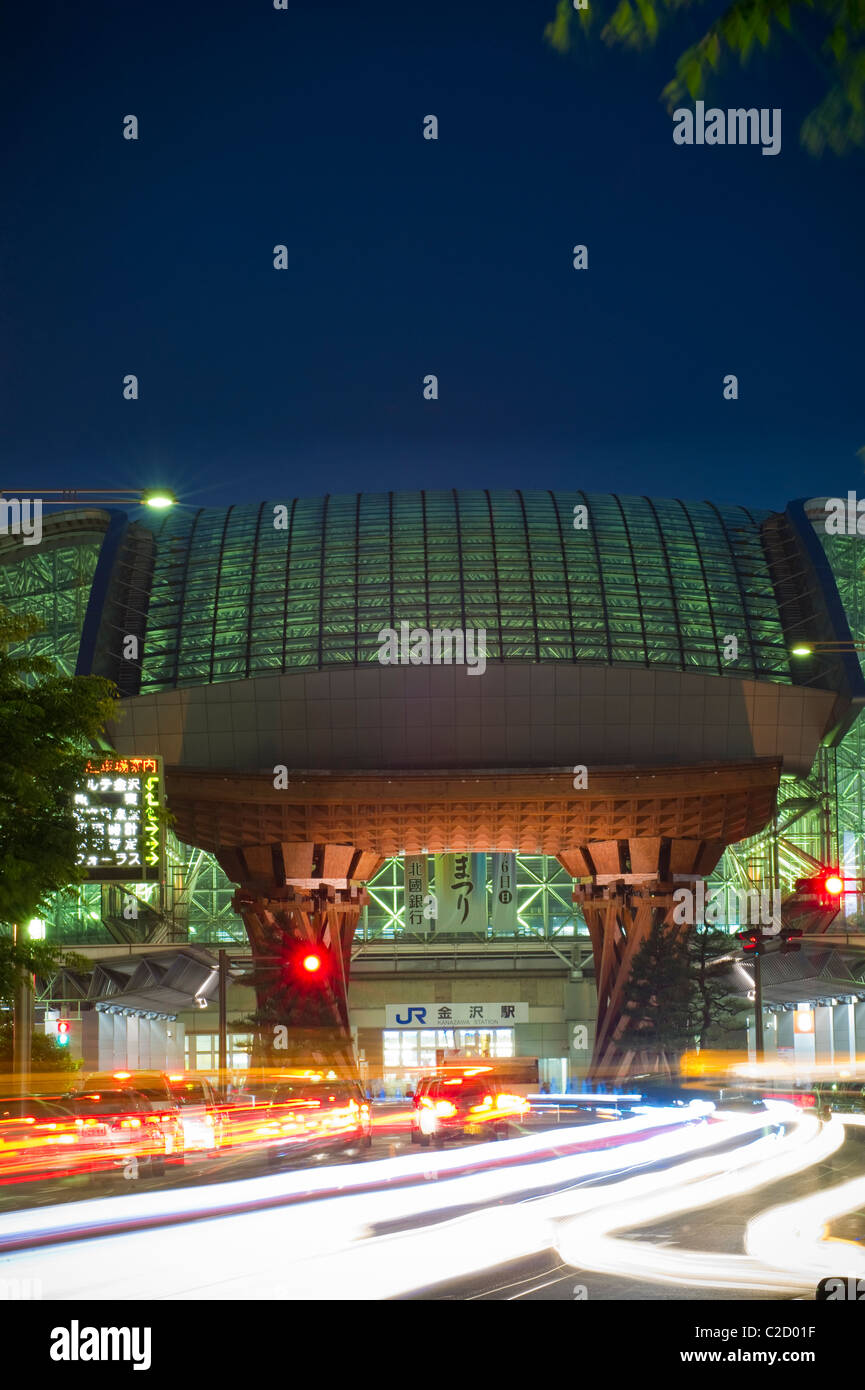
<box><xmin>138</xmin><ymin>491</ymin><xmax>795</xmax><ymax>691</ymax></box>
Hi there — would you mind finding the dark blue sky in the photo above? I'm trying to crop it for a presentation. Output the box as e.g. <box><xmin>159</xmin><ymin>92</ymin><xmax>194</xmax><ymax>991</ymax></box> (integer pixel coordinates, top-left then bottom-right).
<box><xmin>2</xmin><ymin>0</ymin><xmax>863</xmax><ymax>514</ymax></box>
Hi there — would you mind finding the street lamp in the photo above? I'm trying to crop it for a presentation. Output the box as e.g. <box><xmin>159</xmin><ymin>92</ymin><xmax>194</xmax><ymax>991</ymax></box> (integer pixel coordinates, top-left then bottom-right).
<box><xmin>141</xmin><ymin>490</ymin><xmax>177</xmax><ymax>510</ymax></box>
<box><xmin>1</xmin><ymin>488</ymin><xmax>176</xmax><ymax>509</ymax></box>
<box><xmin>791</xmin><ymin>640</ymin><xmax>865</xmax><ymax>656</ymax></box>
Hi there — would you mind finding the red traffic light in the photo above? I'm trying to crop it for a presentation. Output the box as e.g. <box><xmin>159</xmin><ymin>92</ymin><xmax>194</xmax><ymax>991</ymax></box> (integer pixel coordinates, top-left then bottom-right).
<box><xmin>56</xmin><ymin>1020</ymin><xmax>70</xmax><ymax>1046</ymax></box>
<box><xmin>795</xmin><ymin>871</ymin><xmax>844</xmax><ymax>894</ymax></box>
<box><xmin>284</xmin><ymin>943</ymin><xmax>331</xmax><ymax>984</ymax></box>
<box><xmin>795</xmin><ymin>872</ymin><xmax>846</xmax><ymax>906</ymax></box>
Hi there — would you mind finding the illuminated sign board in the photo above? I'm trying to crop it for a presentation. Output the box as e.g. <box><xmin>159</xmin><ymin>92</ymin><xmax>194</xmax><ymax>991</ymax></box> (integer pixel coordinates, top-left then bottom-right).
<box><xmin>73</xmin><ymin>756</ymin><xmax>164</xmax><ymax>882</ymax></box>
<box><xmin>385</xmin><ymin>1004</ymin><xmax>529</xmax><ymax>1028</ymax></box>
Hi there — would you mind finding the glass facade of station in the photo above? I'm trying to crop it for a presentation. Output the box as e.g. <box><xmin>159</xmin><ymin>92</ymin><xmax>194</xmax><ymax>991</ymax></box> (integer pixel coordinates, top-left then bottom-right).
<box><xmin>139</xmin><ymin>491</ymin><xmax>792</xmax><ymax>689</ymax></box>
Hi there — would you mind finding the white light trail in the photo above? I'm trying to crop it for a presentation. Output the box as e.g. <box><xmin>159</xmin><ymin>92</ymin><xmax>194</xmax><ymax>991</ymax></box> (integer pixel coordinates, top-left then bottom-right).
<box><xmin>0</xmin><ymin>1110</ymin><xmax>754</xmax><ymax>1300</ymax></box>
<box><xmin>3</xmin><ymin>1107</ymin><xmax>862</xmax><ymax>1301</ymax></box>
<box><xmin>556</xmin><ymin>1108</ymin><xmax>865</xmax><ymax>1292</ymax></box>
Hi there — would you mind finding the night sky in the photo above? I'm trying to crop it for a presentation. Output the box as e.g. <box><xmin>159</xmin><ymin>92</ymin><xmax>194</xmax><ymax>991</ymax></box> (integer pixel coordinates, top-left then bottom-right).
<box><xmin>2</xmin><ymin>0</ymin><xmax>863</xmax><ymax>516</ymax></box>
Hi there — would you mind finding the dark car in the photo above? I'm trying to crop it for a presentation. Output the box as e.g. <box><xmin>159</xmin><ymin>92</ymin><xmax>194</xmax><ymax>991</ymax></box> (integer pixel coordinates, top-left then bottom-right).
<box><xmin>411</xmin><ymin>1072</ymin><xmax>530</xmax><ymax>1147</ymax></box>
<box><xmin>622</xmin><ymin>1075</ymin><xmax>766</xmax><ymax>1113</ymax></box>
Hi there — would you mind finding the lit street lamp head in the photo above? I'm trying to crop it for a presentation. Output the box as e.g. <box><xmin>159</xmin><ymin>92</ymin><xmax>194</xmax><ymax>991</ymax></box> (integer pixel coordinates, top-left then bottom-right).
<box><xmin>141</xmin><ymin>490</ymin><xmax>176</xmax><ymax>510</ymax></box>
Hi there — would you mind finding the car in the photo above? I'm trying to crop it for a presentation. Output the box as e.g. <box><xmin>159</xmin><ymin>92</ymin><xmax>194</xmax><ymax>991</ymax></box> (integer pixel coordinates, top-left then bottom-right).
<box><xmin>61</xmin><ymin>1088</ymin><xmax>176</xmax><ymax>1175</ymax></box>
<box><xmin>0</xmin><ymin>1096</ymin><xmax>79</xmax><ymax>1182</ymax></box>
<box><xmin>409</xmin><ymin>1076</ymin><xmax>437</xmax><ymax>1142</ymax></box>
<box><xmin>254</xmin><ymin>1077</ymin><xmax>373</xmax><ymax>1166</ymax></box>
<box><xmin>410</xmin><ymin>1071</ymin><xmax>530</xmax><ymax>1147</ymax></box>
<box><xmin>73</xmin><ymin>1073</ymin><xmax>185</xmax><ymax>1168</ymax></box>
<box><xmin>163</xmin><ymin>1073</ymin><xmax>227</xmax><ymax>1154</ymax></box>
<box><xmin>619</xmin><ymin>1076</ymin><xmax>768</xmax><ymax>1114</ymax></box>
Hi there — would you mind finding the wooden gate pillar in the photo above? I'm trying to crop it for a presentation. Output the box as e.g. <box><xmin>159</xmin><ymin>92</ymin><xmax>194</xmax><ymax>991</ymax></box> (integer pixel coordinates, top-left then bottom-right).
<box><xmin>215</xmin><ymin>842</ymin><xmax>382</xmax><ymax>1069</ymax></box>
<box><xmin>558</xmin><ymin>837</ymin><xmax>726</xmax><ymax>1081</ymax></box>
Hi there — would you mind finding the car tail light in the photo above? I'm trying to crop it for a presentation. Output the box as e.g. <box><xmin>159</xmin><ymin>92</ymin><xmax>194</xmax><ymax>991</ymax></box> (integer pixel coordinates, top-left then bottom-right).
<box><xmin>434</xmin><ymin>1100</ymin><xmax>457</xmax><ymax>1118</ymax></box>
<box><xmin>204</xmin><ymin>1113</ymin><xmax>215</xmax><ymax>1127</ymax></box>
<box><xmin>420</xmin><ymin>1096</ymin><xmax>435</xmax><ymax>1110</ymax></box>
<box><xmin>119</xmin><ymin>1118</ymin><xmax>142</xmax><ymax>1129</ymax></box>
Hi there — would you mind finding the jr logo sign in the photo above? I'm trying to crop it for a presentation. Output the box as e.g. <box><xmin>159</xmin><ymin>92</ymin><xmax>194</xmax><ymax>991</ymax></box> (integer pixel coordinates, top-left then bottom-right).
<box><xmin>394</xmin><ymin>1007</ymin><xmax>428</xmax><ymax>1025</ymax></box>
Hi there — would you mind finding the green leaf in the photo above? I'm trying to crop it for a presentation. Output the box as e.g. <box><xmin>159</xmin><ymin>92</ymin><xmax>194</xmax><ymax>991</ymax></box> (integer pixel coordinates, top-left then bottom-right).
<box><xmin>543</xmin><ymin>0</ymin><xmax>574</xmax><ymax>52</ymax></box>
<box><xmin>635</xmin><ymin>0</ymin><xmax>661</xmax><ymax>40</ymax></box>
<box><xmin>685</xmin><ymin>55</ymin><xmax>704</xmax><ymax>96</ymax></box>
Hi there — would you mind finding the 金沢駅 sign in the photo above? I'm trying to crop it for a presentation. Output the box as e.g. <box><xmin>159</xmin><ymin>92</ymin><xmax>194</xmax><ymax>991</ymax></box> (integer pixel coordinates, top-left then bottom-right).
<box><xmin>386</xmin><ymin>1004</ymin><xmax>529</xmax><ymax>1028</ymax></box>
<box><xmin>73</xmin><ymin>756</ymin><xmax>164</xmax><ymax>882</ymax></box>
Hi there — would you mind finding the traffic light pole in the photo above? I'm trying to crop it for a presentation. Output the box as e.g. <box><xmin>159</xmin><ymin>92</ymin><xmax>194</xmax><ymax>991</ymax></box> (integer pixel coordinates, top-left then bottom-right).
<box><xmin>737</xmin><ymin>925</ymin><xmax>803</xmax><ymax>1065</ymax></box>
<box><xmin>218</xmin><ymin>949</ymin><xmax>228</xmax><ymax>1092</ymax></box>
<box><xmin>11</xmin><ymin>923</ymin><xmax>33</xmax><ymax>1096</ymax></box>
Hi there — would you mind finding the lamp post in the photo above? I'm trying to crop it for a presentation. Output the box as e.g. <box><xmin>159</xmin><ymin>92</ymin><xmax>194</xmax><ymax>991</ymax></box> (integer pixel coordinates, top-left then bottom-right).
<box><xmin>11</xmin><ymin>923</ymin><xmax>35</xmax><ymax>1098</ymax></box>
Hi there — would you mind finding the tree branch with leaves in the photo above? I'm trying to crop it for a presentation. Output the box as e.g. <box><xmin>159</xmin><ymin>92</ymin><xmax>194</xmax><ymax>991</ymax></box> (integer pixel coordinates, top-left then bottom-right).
<box><xmin>0</xmin><ymin>603</ymin><xmax>119</xmax><ymax>984</ymax></box>
<box><xmin>546</xmin><ymin>0</ymin><xmax>865</xmax><ymax>153</ymax></box>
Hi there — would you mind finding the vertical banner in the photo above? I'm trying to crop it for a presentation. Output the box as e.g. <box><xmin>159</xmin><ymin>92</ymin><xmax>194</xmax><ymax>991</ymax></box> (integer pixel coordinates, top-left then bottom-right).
<box><xmin>403</xmin><ymin>853</ymin><xmax>430</xmax><ymax>935</ymax></box>
<box><xmin>491</xmin><ymin>852</ymin><xmax>517</xmax><ymax>933</ymax></box>
<box><xmin>433</xmin><ymin>853</ymin><xmax>487</xmax><ymax>933</ymax></box>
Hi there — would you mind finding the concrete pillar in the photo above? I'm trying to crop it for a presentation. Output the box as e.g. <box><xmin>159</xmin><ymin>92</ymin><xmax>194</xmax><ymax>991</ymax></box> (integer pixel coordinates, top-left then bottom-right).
<box><xmin>815</xmin><ymin>1005</ymin><xmax>834</xmax><ymax>1064</ymax></box>
<box><xmin>762</xmin><ymin>1010</ymin><xmax>779</xmax><ymax>1061</ymax></box>
<box><xmin>81</xmin><ymin>1012</ymin><xmax>100</xmax><ymax>1070</ymax></box>
<box><xmin>833</xmin><ymin>1003</ymin><xmax>856</xmax><ymax>1067</ymax></box>
<box><xmin>776</xmin><ymin>1010</ymin><xmax>794</xmax><ymax>1056</ymax></box>
<box><xmin>793</xmin><ymin>1007</ymin><xmax>816</xmax><ymax>1069</ymax></box>
<box><xmin>167</xmin><ymin>1020</ymin><xmax>183</xmax><ymax>1071</ymax></box>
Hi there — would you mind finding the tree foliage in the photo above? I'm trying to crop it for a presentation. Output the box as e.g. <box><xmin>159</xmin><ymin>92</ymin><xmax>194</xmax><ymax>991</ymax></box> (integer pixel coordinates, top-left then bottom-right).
<box><xmin>0</xmin><ymin>603</ymin><xmax>119</xmax><ymax>932</ymax></box>
<box><xmin>687</xmin><ymin>923</ymin><xmax>743</xmax><ymax>1049</ymax></box>
<box><xmin>0</xmin><ymin>936</ymin><xmax>92</xmax><ymax>1007</ymax></box>
<box><xmin>624</xmin><ymin>918</ymin><xmax>693</xmax><ymax>1070</ymax></box>
<box><xmin>625</xmin><ymin>919</ymin><xmax>742</xmax><ymax>1071</ymax></box>
<box><xmin>546</xmin><ymin>0</ymin><xmax>865</xmax><ymax>153</ymax></box>
<box><xmin>0</xmin><ymin>1019</ymin><xmax>80</xmax><ymax>1074</ymax></box>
